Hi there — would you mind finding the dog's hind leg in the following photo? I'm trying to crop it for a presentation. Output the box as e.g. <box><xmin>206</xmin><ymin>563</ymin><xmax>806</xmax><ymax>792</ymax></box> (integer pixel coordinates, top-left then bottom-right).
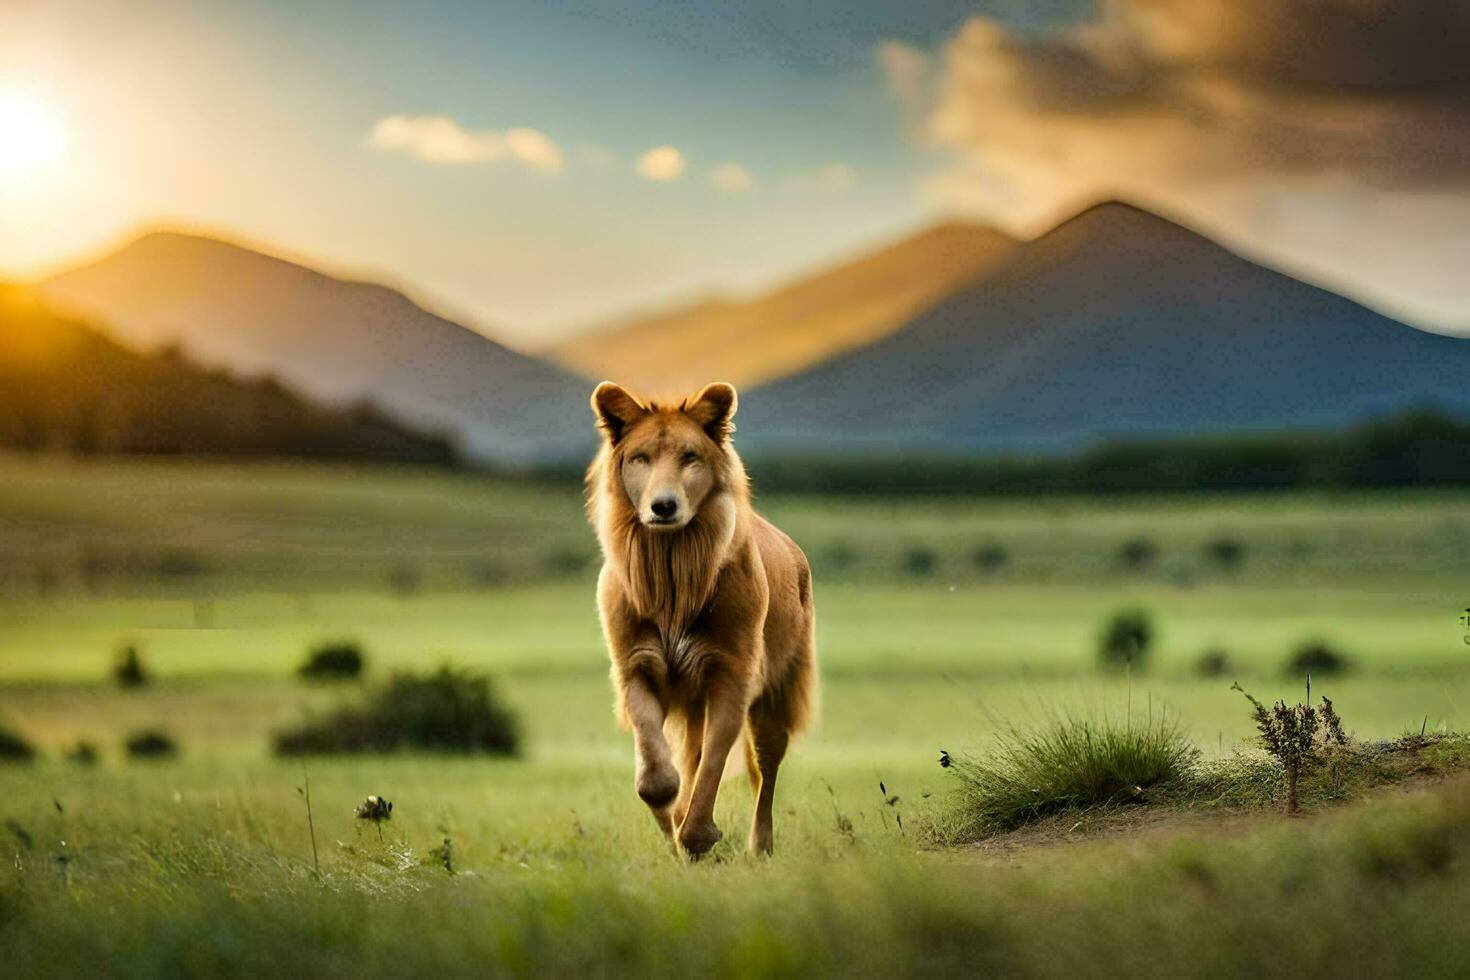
<box><xmin>745</xmin><ymin>695</ymin><xmax>790</xmax><ymax>855</ymax></box>
<box><xmin>670</xmin><ymin>700</ymin><xmax>705</xmax><ymax>835</ymax></box>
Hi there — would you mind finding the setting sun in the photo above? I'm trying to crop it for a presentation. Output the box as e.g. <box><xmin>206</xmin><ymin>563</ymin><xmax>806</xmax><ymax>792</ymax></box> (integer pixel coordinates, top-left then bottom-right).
<box><xmin>0</xmin><ymin>92</ymin><xmax>63</xmax><ymax>178</ymax></box>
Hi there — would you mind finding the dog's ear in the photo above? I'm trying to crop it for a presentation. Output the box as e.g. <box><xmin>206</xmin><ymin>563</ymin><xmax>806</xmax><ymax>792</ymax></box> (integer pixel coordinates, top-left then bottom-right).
<box><xmin>591</xmin><ymin>382</ymin><xmax>646</xmax><ymax>444</ymax></box>
<box><xmin>685</xmin><ymin>382</ymin><xmax>738</xmax><ymax>443</ymax></box>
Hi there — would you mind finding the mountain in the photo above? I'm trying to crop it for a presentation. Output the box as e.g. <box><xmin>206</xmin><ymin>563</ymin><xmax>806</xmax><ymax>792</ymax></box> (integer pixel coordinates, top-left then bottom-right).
<box><xmin>0</xmin><ymin>285</ymin><xmax>456</xmax><ymax>464</ymax></box>
<box><xmin>550</xmin><ymin>222</ymin><xmax>1019</xmax><ymax>393</ymax></box>
<box><xmin>40</xmin><ymin>232</ymin><xmax>591</xmax><ymax>462</ymax></box>
<box><xmin>737</xmin><ymin>203</ymin><xmax>1470</xmax><ymax>456</ymax></box>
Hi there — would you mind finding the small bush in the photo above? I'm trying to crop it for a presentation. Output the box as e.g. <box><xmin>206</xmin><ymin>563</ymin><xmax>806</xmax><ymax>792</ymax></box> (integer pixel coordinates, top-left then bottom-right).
<box><xmin>387</xmin><ymin>564</ymin><xmax>422</xmax><ymax>596</ymax></box>
<box><xmin>1233</xmin><ymin>684</ymin><xmax>1349</xmax><ymax>813</ymax></box>
<box><xmin>1286</xmin><ymin>640</ymin><xmax>1352</xmax><ymax>677</ymax></box>
<box><xmin>1098</xmin><ymin>608</ymin><xmax>1153</xmax><ymax>671</ymax></box>
<box><xmin>125</xmin><ymin>730</ymin><xmax>178</xmax><ymax>759</ymax></box>
<box><xmin>274</xmin><ymin>666</ymin><xmax>520</xmax><ymax>757</ymax></box>
<box><xmin>901</xmin><ymin>546</ymin><xmax>938</xmax><ymax>577</ymax></box>
<box><xmin>1204</xmin><ymin>537</ymin><xmax>1245</xmax><ymax>570</ymax></box>
<box><xmin>542</xmin><ymin>548</ymin><xmax>591</xmax><ymax>577</ymax></box>
<box><xmin>65</xmin><ymin>741</ymin><xmax>100</xmax><ymax>765</ymax></box>
<box><xmin>113</xmin><ymin>645</ymin><xmax>149</xmax><ymax>688</ymax></box>
<box><xmin>940</xmin><ymin>712</ymin><xmax>1198</xmax><ymax>837</ymax></box>
<box><xmin>0</xmin><ymin>723</ymin><xmax>37</xmax><ymax>763</ymax></box>
<box><xmin>971</xmin><ymin>542</ymin><xmax>1008</xmax><ymax>572</ymax></box>
<box><xmin>1195</xmin><ymin>648</ymin><xmax>1232</xmax><ymax>677</ymax></box>
<box><xmin>818</xmin><ymin>541</ymin><xmax>859</xmax><ymax>576</ymax></box>
<box><xmin>1116</xmin><ymin>537</ymin><xmax>1158</xmax><ymax>571</ymax></box>
<box><xmin>297</xmin><ymin>641</ymin><xmax>366</xmax><ymax>681</ymax></box>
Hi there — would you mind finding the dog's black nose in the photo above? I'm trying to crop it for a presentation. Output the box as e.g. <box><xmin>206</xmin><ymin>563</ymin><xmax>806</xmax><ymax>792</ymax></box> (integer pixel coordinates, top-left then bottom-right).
<box><xmin>651</xmin><ymin>497</ymin><xmax>678</xmax><ymax>519</ymax></box>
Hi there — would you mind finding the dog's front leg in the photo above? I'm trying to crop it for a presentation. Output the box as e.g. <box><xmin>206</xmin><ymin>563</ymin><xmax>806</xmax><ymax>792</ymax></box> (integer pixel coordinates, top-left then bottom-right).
<box><xmin>622</xmin><ymin>671</ymin><xmax>680</xmax><ymax>824</ymax></box>
<box><xmin>677</xmin><ymin>671</ymin><xmax>750</xmax><ymax>858</ymax></box>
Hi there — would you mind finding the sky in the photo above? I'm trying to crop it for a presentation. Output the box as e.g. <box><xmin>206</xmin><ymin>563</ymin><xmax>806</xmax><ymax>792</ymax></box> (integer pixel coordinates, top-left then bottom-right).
<box><xmin>2</xmin><ymin>0</ymin><xmax>1466</xmax><ymax>346</ymax></box>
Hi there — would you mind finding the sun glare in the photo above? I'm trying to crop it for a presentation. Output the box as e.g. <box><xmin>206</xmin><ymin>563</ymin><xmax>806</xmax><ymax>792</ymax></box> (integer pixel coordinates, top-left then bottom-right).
<box><xmin>0</xmin><ymin>92</ymin><xmax>64</xmax><ymax>179</ymax></box>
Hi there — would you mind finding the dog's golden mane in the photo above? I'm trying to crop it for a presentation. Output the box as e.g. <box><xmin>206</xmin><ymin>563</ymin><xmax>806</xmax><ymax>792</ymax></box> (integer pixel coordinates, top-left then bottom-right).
<box><xmin>585</xmin><ymin>394</ymin><xmax>752</xmax><ymax>639</ymax></box>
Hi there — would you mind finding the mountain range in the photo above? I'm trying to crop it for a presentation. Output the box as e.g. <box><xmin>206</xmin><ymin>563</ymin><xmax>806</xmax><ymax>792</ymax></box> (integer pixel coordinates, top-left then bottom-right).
<box><xmin>40</xmin><ymin>233</ymin><xmax>591</xmax><ymax>462</ymax></box>
<box><xmin>36</xmin><ymin>203</ymin><xmax>1470</xmax><ymax>464</ymax></box>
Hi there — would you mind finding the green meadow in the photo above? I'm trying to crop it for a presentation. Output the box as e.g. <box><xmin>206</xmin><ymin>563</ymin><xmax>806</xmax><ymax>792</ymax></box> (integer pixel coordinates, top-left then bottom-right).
<box><xmin>3</xmin><ymin>454</ymin><xmax>1470</xmax><ymax>975</ymax></box>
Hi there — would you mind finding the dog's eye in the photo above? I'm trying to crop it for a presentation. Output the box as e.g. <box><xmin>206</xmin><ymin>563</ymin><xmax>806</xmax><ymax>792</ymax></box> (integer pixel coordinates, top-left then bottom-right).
<box><xmin>681</xmin><ymin>452</ymin><xmax>699</xmax><ymax>466</ymax></box>
<box><xmin>628</xmin><ymin>453</ymin><xmax>649</xmax><ymax>466</ymax></box>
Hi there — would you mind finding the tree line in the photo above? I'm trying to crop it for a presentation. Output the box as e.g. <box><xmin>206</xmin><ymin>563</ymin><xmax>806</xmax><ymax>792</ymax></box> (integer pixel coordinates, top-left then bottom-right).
<box><xmin>0</xmin><ymin>287</ymin><xmax>458</xmax><ymax>466</ymax></box>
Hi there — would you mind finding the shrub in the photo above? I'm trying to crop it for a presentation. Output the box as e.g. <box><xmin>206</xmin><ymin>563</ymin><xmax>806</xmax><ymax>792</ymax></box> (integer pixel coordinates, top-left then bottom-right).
<box><xmin>1098</xmin><ymin>609</ymin><xmax>1153</xmax><ymax>671</ymax></box>
<box><xmin>901</xmin><ymin>546</ymin><xmax>938</xmax><ymax>577</ymax></box>
<box><xmin>125</xmin><ymin>730</ymin><xmax>178</xmax><ymax>759</ymax></box>
<box><xmin>274</xmin><ymin>666</ymin><xmax>520</xmax><ymax>757</ymax></box>
<box><xmin>1286</xmin><ymin>641</ymin><xmax>1352</xmax><ymax>677</ymax></box>
<box><xmin>939</xmin><ymin>712</ymin><xmax>1198</xmax><ymax>837</ymax></box>
<box><xmin>971</xmin><ymin>542</ymin><xmax>1008</xmax><ymax>572</ymax></box>
<box><xmin>113</xmin><ymin>645</ymin><xmax>149</xmax><ymax>688</ymax></box>
<box><xmin>542</xmin><ymin>548</ymin><xmax>591</xmax><ymax>577</ymax></box>
<box><xmin>0</xmin><ymin>723</ymin><xmax>36</xmax><ymax>763</ymax></box>
<box><xmin>66</xmin><ymin>741</ymin><xmax>100</xmax><ymax>765</ymax></box>
<box><xmin>1194</xmin><ymin>648</ymin><xmax>1232</xmax><ymax>677</ymax></box>
<box><xmin>1204</xmin><ymin>537</ymin><xmax>1245</xmax><ymax>570</ymax></box>
<box><xmin>818</xmin><ymin>541</ymin><xmax>859</xmax><ymax>576</ymax></box>
<box><xmin>1233</xmin><ymin>684</ymin><xmax>1349</xmax><ymax>813</ymax></box>
<box><xmin>297</xmin><ymin>641</ymin><xmax>366</xmax><ymax>681</ymax></box>
<box><xmin>1116</xmin><ymin>537</ymin><xmax>1158</xmax><ymax>571</ymax></box>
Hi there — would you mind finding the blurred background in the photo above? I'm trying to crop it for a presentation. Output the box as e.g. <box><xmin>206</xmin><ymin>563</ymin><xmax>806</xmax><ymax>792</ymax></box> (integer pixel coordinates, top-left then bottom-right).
<box><xmin>2</xmin><ymin>0</ymin><xmax>1469</xmax><ymax>767</ymax></box>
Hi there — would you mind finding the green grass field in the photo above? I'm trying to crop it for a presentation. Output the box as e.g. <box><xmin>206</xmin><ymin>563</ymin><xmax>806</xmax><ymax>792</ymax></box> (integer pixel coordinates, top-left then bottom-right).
<box><xmin>3</xmin><ymin>454</ymin><xmax>1470</xmax><ymax>975</ymax></box>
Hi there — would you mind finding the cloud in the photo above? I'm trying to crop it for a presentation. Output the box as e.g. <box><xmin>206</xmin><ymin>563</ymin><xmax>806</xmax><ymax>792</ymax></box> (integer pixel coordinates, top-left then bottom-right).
<box><xmin>786</xmin><ymin>163</ymin><xmax>857</xmax><ymax>195</ymax></box>
<box><xmin>636</xmin><ymin>145</ymin><xmax>686</xmax><ymax>182</ymax></box>
<box><xmin>368</xmin><ymin>115</ymin><xmax>506</xmax><ymax>165</ymax></box>
<box><xmin>911</xmin><ymin>0</ymin><xmax>1470</xmax><ymax>331</ymax></box>
<box><xmin>876</xmin><ymin>40</ymin><xmax>935</xmax><ymax>121</ymax></box>
<box><xmin>368</xmin><ymin>115</ymin><xmax>563</xmax><ymax>174</ymax></box>
<box><xmin>708</xmin><ymin>163</ymin><xmax>755</xmax><ymax>193</ymax></box>
<box><xmin>504</xmin><ymin>127</ymin><xmax>564</xmax><ymax>174</ymax></box>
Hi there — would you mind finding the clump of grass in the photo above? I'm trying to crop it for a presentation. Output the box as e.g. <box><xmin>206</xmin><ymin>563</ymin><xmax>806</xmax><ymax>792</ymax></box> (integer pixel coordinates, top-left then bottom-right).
<box><xmin>939</xmin><ymin>711</ymin><xmax>1199</xmax><ymax>838</ymax></box>
<box><xmin>124</xmin><ymin>730</ymin><xmax>178</xmax><ymax>760</ymax></box>
<box><xmin>1233</xmin><ymin>683</ymin><xmax>1348</xmax><ymax>814</ymax></box>
<box><xmin>65</xmin><ymin>741</ymin><xmax>99</xmax><ymax>765</ymax></box>
<box><xmin>297</xmin><ymin>641</ymin><xmax>366</xmax><ymax>681</ymax></box>
<box><xmin>0</xmin><ymin>722</ymin><xmax>37</xmax><ymax>763</ymax></box>
<box><xmin>1116</xmin><ymin>536</ymin><xmax>1157</xmax><ymax>571</ymax></box>
<box><xmin>971</xmin><ymin>542</ymin><xmax>1008</xmax><ymax>572</ymax></box>
<box><xmin>1194</xmin><ymin>648</ymin><xmax>1232</xmax><ymax>677</ymax></box>
<box><xmin>901</xmin><ymin>545</ymin><xmax>937</xmax><ymax>577</ymax></box>
<box><xmin>1204</xmin><ymin>537</ymin><xmax>1245</xmax><ymax>570</ymax></box>
<box><xmin>1286</xmin><ymin>640</ymin><xmax>1352</xmax><ymax>677</ymax></box>
<box><xmin>112</xmin><ymin>644</ymin><xmax>149</xmax><ymax>688</ymax></box>
<box><xmin>1097</xmin><ymin>608</ymin><xmax>1153</xmax><ymax>671</ymax></box>
<box><xmin>273</xmin><ymin>666</ymin><xmax>520</xmax><ymax>756</ymax></box>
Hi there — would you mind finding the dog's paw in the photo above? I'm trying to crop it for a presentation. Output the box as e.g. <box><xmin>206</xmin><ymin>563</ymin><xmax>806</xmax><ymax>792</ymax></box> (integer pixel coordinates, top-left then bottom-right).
<box><xmin>678</xmin><ymin>820</ymin><xmax>722</xmax><ymax>858</ymax></box>
<box><xmin>635</xmin><ymin>761</ymin><xmax>679</xmax><ymax>809</ymax></box>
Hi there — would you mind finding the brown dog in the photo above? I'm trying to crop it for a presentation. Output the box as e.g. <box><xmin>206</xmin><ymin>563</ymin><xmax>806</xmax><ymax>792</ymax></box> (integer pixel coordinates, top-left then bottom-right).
<box><xmin>586</xmin><ymin>381</ymin><xmax>816</xmax><ymax>857</ymax></box>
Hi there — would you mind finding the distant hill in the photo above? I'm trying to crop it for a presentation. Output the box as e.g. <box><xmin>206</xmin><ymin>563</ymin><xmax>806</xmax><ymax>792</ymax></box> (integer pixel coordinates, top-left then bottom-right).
<box><xmin>550</xmin><ymin>223</ymin><xmax>1019</xmax><ymax>393</ymax></box>
<box><xmin>737</xmin><ymin>203</ymin><xmax>1470</xmax><ymax>456</ymax></box>
<box><xmin>0</xmin><ymin>286</ymin><xmax>457</xmax><ymax>465</ymax></box>
<box><xmin>41</xmin><ymin>233</ymin><xmax>591</xmax><ymax>462</ymax></box>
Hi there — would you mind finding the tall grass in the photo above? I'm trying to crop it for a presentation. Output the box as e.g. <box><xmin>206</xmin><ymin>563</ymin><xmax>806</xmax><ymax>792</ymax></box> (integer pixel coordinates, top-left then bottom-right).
<box><xmin>940</xmin><ymin>711</ymin><xmax>1199</xmax><ymax>839</ymax></box>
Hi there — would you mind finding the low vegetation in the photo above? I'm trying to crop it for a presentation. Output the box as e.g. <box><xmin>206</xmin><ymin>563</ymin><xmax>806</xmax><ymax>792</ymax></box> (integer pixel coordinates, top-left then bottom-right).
<box><xmin>937</xmin><ymin>712</ymin><xmax>1198</xmax><ymax>838</ymax></box>
<box><xmin>1097</xmin><ymin>608</ymin><xmax>1153</xmax><ymax>670</ymax></box>
<box><xmin>124</xmin><ymin>730</ymin><xmax>178</xmax><ymax>759</ymax></box>
<box><xmin>0</xmin><ymin>722</ymin><xmax>36</xmax><ymax>762</ymax></box>
<box><xmin>1288</xmin><ymin>640</ymin><xmax>1353</xmax><ymax>677</ymax></box>
<box><xmin>112</xmin><ymin>644</ymin><xmax>149</xmax><ymax>688</ymax></box>
<box><xmin>297</xmin><ymin>641</ymin><xmax>366</xmax><ymax>681</ymax></box>
<box><xmin>274</xmin><ymin>667</ymin><xmax>520</xmax><ymax>757</ymax></box>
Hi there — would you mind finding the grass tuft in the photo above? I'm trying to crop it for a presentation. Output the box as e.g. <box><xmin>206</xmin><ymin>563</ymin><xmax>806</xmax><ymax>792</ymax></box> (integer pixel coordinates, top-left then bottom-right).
<box><xmin>938</xmin><ymin>711</ymin><xmax>1198</xmax><ymax>839</ymax></box>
